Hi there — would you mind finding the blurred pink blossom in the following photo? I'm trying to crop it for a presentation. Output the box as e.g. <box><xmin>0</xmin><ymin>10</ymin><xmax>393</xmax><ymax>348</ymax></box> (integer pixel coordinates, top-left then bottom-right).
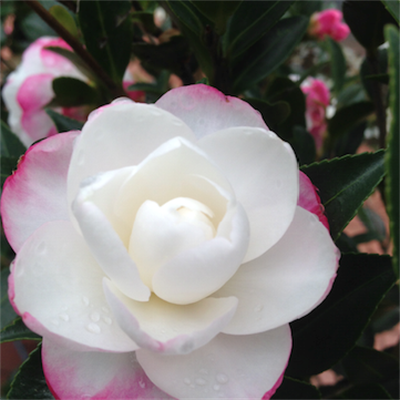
<box><xmin>301</xmin><ymin>78</ymin><xmax>330</xmax><ymax>151</ymax></box>
<box><xmin>308</xmin><ymin>9</ymin><xmax>350</xmax><ymax>42</ymax></box>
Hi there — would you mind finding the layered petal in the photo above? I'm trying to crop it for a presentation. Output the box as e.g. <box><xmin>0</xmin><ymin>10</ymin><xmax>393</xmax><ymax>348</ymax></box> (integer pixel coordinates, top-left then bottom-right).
<box><xmin>67</xmin><ymin>101</ymin><xmax>196</xmax><ymax>208</ymax></box>
<box><xmin>156</xmin><ymin>84</ymin><xmax>267</xmax><ymax>140</ymax></box>
<box><xmin>10</xmin><ymin>220</ymin><xmax>137</xmax><ymax>352</ymax></box>
<box><xmin>199</xmin><ymin>127</ymin><xmax>298</xmax><ymax>262</ymax></box>
<box><xmin>215</xmin><ymin>206</ymin><xmax>339</xmax><ymax>334</ymax></box>
<box><xmin>104</xmin><ymin>278</ymin><xmax>238</xmax><ymax>355</ymax></box>
<box><xmin>137</xmin><ymin>326</ymin><xmax>292</xmax><ymax>399</ymax></box>
<box><xmin>42</xmin><ymin>339</ymin><xmax>174</xmax><ymax>400</ymax></box>
<box><xmin>1</xmin><ymin>131</ymin><xmax>78</xmax><ymax>252</ymax></box>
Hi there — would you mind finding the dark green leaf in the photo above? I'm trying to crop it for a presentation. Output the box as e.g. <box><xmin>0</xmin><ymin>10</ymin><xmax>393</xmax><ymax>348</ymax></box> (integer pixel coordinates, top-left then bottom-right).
<box><xmin>7</xmin><ymin>343</ymin><xmax>54</xmax><ymax>399</ymax></box>
<box><xmin>342</xmin><ymin>345</ymin><xmax>399</xmax><ymax>384</ymax></box>
<box><xmin>45</xmin><ymin>109</ymin><xmax>83</xmax><ymax>133</ymax></box>
<box><xmin>49</xmin><ymin>4</ymin><xmax>78</xmax><ymax>37</ymax></box>
<box><xmin>360</xmin><ymin>49</ymin><xmax>388</xmax><ymax>101</ymax></box>
<box><xmin>132</xmin><ymin>11</ymin><xmax>159</xmax><ymax>35</ymax></box>
<box><xmin>1</xmin><ymin>156</ymin><xmax>19</xmax><ymax>194</ymax></box>
<box><xmin>289</xmin><ymin>1</ymin><xmax>321</xmax><ymax>17</ymax></box>
<box><xmin>335</xmin><ymin>383</ymin><xmax>392</xmax><ymax>399</ymax></box>
<box><xmin>0</xmin><ymin>121</ymin><xmax>26</xmax><ymax>158</ymax></box>
<box><xmin>224</xmin><ymin>1</ymin><xmax>294</xmax><ymax>59</ymax></box>
<box><xmin>51</xmin><ymin>77</ymin><xmax>99</xmax><ymax>107</ymax></box>
<box><xmin>1</xmin><ymin>268</ymin><xmax>18</xmax><ymax>330</ymax></box>
<box><xmin>337</xmin><ymin>83</ymin><xmax>368</xmax><ymax>108</ymax></box>
<box><xmin>272</xmin><ymin>376</ymin><xmax>321</xmax><ymax>399</ymax></box>
<box><xmin>19</xmin><ymin>10</ymin><xmax>56</xmax><ymax>41</ymax></box>
<box><xmin>327</xmin><ymin>38</ymin><xmax>346</xmax><ymax>94</ymax></box>
<box><xmin>78</xmin><ymin>0</ymin><xmax>132</xmax><ymax>83</ymax></box>
<box><xmin>364</xmin><ymin>73</ymin><xmax>390</xmax><ymax>85</ymax></box>
<box><xmin>328</xmin><ymin>101</ymin><xmax>375</xmax><ymax>138</ymax></box>
<box><xmin>1</xmin><ymin>318</ymin><xmax>41</xmax><ymax>343</ymax></box>
<box><xmin>287</xmin><ymin>253</ymin><xmax>397</xmax><ymax>378</ymax></box>
<box><xmin>232</xmin><ymin>16</ymin><xmax>308</xmax><ymax>93</ymax></box>
<box><xmin>385</xmin><ymin>24</ymin><xmax>399</xmax><ymax>277</ymax></box>
<box><xmin>334</xmin><ymin>121</ymin><xmax>366</xmax><ymax>157</ymax></box>
<box><xmin>289</xmin><ymin>125</ymin><xmax>316</xmax><ymax>166</ymax></box>
<box><xmin>357</xmin><ymin>206</ymin><xmax>387</xmax><ymax>243</ymax></box>
<box><xmin>382</xmin><ymin>0</ymin><xmax>400</xmax><ymax>24</ymax></box>
<box><xmin>371</xmin><ymin>306</ymin><xmax>400</xmax><ymax>333</ymax></box>
<box><xmin>302</xmin><ymin>151</ymin><xmax>386</xmax><ymax>240</ymax></box>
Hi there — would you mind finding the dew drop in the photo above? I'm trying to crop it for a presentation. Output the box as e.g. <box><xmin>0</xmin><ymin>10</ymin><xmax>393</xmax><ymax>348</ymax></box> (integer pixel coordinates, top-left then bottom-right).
<box><xmin>90</xmin><ymin>312</ymin><xmax>100</xmax><ymax>322</ymax></box>
<box><xmin>59</xmin><ymin>313</ymin><xmax>69</xmax><ymax>322</ymax></box>
<box><xmin>150</xmin><ymin>108</ymin><xmax>162</xmax><ymax>117</ymax></box>
<box><xmin>216</xmin><ymin>373</ymin><xmax>229</xmax><ymax>384</ymax></box>
<box><xmin>254</xmin><ymin>304</ymin><xmax>263</xmax><ymax>312</ymax></box>
<box><xmin>82</xmin><ymin>296</ymin><xmax>90</xmax><ymax>306</ymax></box>
<box><xmin>86</xmin><ymin>323</ymin><xmax>101</xmax><ymax>334</ymax></box>
<box><xmin>77</xmin><ymin>150</ymin><xmax>84</xmax><ymax>166</ymax></box>
<box><xmin>184</xmin><ymin>378</ymin><xmax>191</xmax><ymax>385</ymax></box>
<box><xmin>102</xmin><ymin>306</ymin><xmax>110</xmax><ymax>314</ymax></box>
<box><xmin>61</xmin><ymin>305</ymin><xmax>68</xmax><ymax>311</ymax></box>
<box><xmin>51</xmin><ymin>319</ymin><xmax>60</xmax><ymax>326</ymax></box>
<box><xmin>199</xmin><ymin>368</ymin><xmax>208</xmax><ymax>375</ymax></box>
<box><xmin>36</xmin><ymin>241</ymin><xmax>46</xmax><ymax>255</ymax></box>
<box><xmin>195</xmin><ymin>378</ymin><xmax>206</xmax><ymax>386</ymax></box>
<box><xmin>172</xmin><ymin>119</ymin><xmax>183</xmax><ymax>126</ymax></box>
<box><xmin>213</xmin><ymin>384</ymin><xmax>220</xmax><ymax>391</ymax></box>
<box><xmin>102</xmin><ymin>316</ymin><xmax>112</xmax><ymax>325</ymax></box>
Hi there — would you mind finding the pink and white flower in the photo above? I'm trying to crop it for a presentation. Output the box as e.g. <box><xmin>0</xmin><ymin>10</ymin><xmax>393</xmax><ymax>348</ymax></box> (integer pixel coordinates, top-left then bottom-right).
<box><xmin>301</xmin><ymin>78</ymin><xmax>331</xmax><ymax>151</ymax></box>
<box><xmin>2</xmin><ymin>84</ymin><xmax>339</xmax><ymax>399</ymax></box>
<box><xmin>308</xmin><ymin>9</ymin><xmax>350</xmax><ymax>42</ymax></box>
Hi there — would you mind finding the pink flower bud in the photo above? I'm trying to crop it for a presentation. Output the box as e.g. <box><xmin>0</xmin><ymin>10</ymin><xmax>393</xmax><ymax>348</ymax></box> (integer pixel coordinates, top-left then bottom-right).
<box><xmin>308</xmin><ymin>9</ymin><xmax>350</xmax><ymax>42</ymax></box>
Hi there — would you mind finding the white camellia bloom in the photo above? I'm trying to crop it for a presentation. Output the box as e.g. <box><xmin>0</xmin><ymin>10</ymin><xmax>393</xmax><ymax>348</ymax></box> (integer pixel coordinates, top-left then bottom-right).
<box><xmin>2</xmin><ymin>84</ymin><xmax>339</xmax><ymax>399</ymax></box>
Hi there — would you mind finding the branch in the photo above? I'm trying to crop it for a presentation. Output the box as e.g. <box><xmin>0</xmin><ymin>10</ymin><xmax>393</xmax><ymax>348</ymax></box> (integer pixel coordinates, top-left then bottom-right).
<box><xmin>24</xmin><ymin>0</ymin><xmax>126</xmax><ymax>98</ymax></box>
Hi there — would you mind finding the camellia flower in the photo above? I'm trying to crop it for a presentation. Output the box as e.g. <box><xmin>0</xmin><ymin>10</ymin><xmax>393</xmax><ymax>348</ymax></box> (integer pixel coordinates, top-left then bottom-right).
<box><xmin>301</xmin><ymin>78</ymin><xmax>331</xmax><ymax>151</ymax></box>
<box><xmin>2</xmin><ymin>37</ymin><xmax>143</xmax><ymax>147</ymax></box>
<box><xmin>2</xmin><ymin>84</ymin><xmax>339</xmax><ymax>399</ymax></box>
<box><xmin>308</xmin><ymin>9</ymin><xmax>350</xmax><ymax>42</ymax></box>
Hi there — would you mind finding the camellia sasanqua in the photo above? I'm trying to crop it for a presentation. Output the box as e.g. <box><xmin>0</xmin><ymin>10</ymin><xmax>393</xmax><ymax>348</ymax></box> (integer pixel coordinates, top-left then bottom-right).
<box><xmin>2</xmin><ymin>84</ymin><xmax>339</xmax><ymax>399</ymax></box>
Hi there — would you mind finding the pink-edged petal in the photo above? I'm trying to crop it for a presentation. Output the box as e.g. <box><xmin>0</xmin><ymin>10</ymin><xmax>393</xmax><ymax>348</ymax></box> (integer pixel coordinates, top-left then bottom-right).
<box><xmin>1</xmin><ymin>131</ymin><xmax>78</xmax><ymax>252</ymax></box>
<box><xmin>42</xmin><ymin>338</ymin><xmax>175</xmax><ymax>400</ymax></box>
<box><xmin>72</xmin><ymin>189</ymin><xmax>151</xmax><ymax>302</ymax></box>
<box><xmin>17</xmin><ymin>73</ymin><xmax>54</xmax><ymax>111</ymax></box>
<box><xmin>10</xmin><ymin>220</ymin><xmax>137</xmax><ymax>352</ymax></box>
<box><xmin>136</xmin><ymin>325</ymin><xmax>292</xmax><ymax>399</ymax></box>
<box><xmin>298</xmin><ymin>171</ymin><xmax>329</xmax><ymax>230</ymax></box>
<box><xmin>104</xmin><ymin>278</ymin><xmax>238</xmax><ymax>355</ymax></box>
<box><xmin>156</xmin><ymin>84</ymin><xmax>267</xmax><ymax>140</ymax></box>
<box><xmin>67</xmin><ymin>100</ymin><xmax>196</xmax><ymax>209</ymax></box>
<box><xmin>215</xmin><ymin>206</ymin><xmax>340</xmax><ymax>335</ymax></box>
<box><xmin>21</xmin><ymin>109</ymin><xmax>58</xmax><ymax>143</ymax></box>
<box><xmin>199</xmin><ymin>127</ymin><xmax>298</xmax><ymax>262</ymax></box>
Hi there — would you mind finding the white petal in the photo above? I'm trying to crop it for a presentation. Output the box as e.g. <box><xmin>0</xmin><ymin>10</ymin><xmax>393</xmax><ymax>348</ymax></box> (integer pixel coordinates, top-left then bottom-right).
<box><xmin>199</xmin><ymin>127</ymin><xmax>298</xmax><ymax>262</ymax></box>
<box><xmin>67</xmin><ymin>101</ymin><xmax>196</xmax><ymax>211</ymax></box>
<box><xmin>104</xmin><ymin>278</ymin><xmax>238</xmax><ymax>355</ymax></box>
<box><xmin>156</xmin><ymin>84</ymin><xmax>268</xmax><ymax>139</ymax></box>
<box><xmin>42</xmin><ymin>339</ymin><xmax>174</xmax><ymax>399</ymax></box>
<box><xmin>137</xmin><ymin>326</ymin><xmax>292</xmax><ymax>399</ymax></box>
<box><xmin>10</xmin><ymin>221</ymin><xmax>137</xmax><ymax>352</ymax></box>
<box><xmin>216</xmin><ymin>206</ymin><xmax>340</xmax><ymax>334</ymax></box>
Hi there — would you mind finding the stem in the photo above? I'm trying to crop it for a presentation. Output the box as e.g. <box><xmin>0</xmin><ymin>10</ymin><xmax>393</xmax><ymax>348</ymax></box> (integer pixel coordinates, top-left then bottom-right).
<box><xmin>24</xmin><ymin>0</ymin><xmax>126</xmax><ymax>98</ymax></box>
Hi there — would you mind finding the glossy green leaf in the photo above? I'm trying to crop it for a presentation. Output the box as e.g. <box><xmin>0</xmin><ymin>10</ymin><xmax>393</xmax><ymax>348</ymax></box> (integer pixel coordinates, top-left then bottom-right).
<box><xmin>335</xmin><ymin>383</ymin><xmax>392</xmax><ymax>399</ymax></box>
<box><xmin>328</xmin><ymin>101</ymin><xmax>375</xmax><ymax>138</ymax></box>
<box><xmin>302</xmin><ymin>151</ymin><xmax>386</xmax><ymax>240</ymax></box>
<box><xmin>382</xmin><ymin>0</ymin><xmax>400</xmax><ymax>24</ymax></box>
<box><xmin>45</xmin><ymin>109</ymin><xmax>84</xmax><ymax>133</ymax></box>
<box><xmin>356</xmin><ymin>206</ymin><xmax>387</xmax><ymax>243</ymax></box>
<box><xmin>78</xmin><ymin>0</ymin><xmax>132</xmax><ymax>83</ymax></box>
<box><xmin>334</xmin><ymin>121</ymin><xmax>366</xmax><ymax>157</ymax></box>
<box><xmin>1</xmin><ymin>318</ymin><xmax>41</xmax><ymax>343</ymax></box>
<box><xmin>0</xmin><ymin>121</ymin><xmax>26</xmax><ymax>158</ymax></box>
<box><xmin>272</xmin><ymin>376</ymin><xmax>321</xmax><ymax>399</ymax></box>
<box><xmin>224</xmin><ymin>1</ymin><xmax>294</xmax><ymax>59</ymax></box>
<box><xmin>289</xmin><ymin>125</ymin><xmax>316</xmax><ymax>166</ymax></box>
<box><xmin>49</xmin><ymin>4</ymin><xmax>78</xmax><ymax>37</ymax></box>
<box><xmin>132</xmin><ymin>11</ymin><xmax>159</xmax><ymax>35</ymax></box>
<box><xmin>1</xmin><ymin>156</ymin><xmax>19</xmax><ymax>195</ymax></box>
<box><xmin>385</xmin><ymin>24</ymin><xmax>399</xmax><ymax>277</ymax></box>
<box><xmin>7</xmin><ymin>343</ymin><xmax>54</xmax><ymax>399</ymax></box>
<box><xmin>50</xmin><ymin>77</ymin><xmax>99</xmax><ymax>108</ymax></box>
<box><xmin>166</xmin><ymin>0</ymin><xmax>204</xmax><ymax>37</ymax></box>
<box><xmin>327</xmin><ymin>38</ymin><xmax>346</xmax><ymax>94</ymax></box>
<box><xmin>1</xmin><ymin>268</ymin><xmax>18</xmax><ymax>330</ymax></box>
<box><xmin>232</xmin><ymin>16</ymin><xmax>308</xmax><ymax>93</ymax></box>
<box><xmin>342</xmin><ymin>345</ymin><xmax>399</xmax><ymax>385</ymax></box>
<box><xmin>360</xmin><ymin>49</ymin><xmax>388</xmax><ymax>101</ymax></box>
<box><xmin>287</xmin><ymin>253</ymin><xmax>397</xmax><ymax>378</ymax></box>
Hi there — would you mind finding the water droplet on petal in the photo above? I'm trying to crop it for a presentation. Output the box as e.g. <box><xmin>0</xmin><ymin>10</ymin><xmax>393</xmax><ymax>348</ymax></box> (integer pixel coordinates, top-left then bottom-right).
<box><xmin>254</xmin><ymin>304</ymin><xmax>263</xmax><ymax>312</ymax></box>
<box><xmin>90</xmin><ymin>312</ymin><xmax>100</xmax><ymax>322</ymax></box>
<box><xmin>59</xmin><ymin>313</ymin><xmax>69</xmax><ymax>322</ymax></box>
<box><xmin>77</xmin><ymin>150</ymin><xmax>84</xmax><ymax>166</ymax></box>
<box><xmin>150</xmin><ymin>108</ymin><xmax>162</xmax><ymax>117</ymax></box>
<box><xmin>216</xmin><ymin>373</ymin><xmax>229</xmax><ymax>384</ymax></box>
<box><xmin>51</xmin><ymin>319</ymin><xmax>60</xmax><ymax>326</ymax></box>
<box><xmin>195</xmin><ymin>378</ymin><xmax>207</xmax><ymax>386</ymax></box>
<box><xmin>102</xmin><ymin>316</ymin><xmax>112</xmax><ymax>325</ymax></box>
<box><xmin>82</xmin><ymin>296</ymin><xmax>90</xmax><ymax>306</ymax></box>
<box><xmin>199</xmin><ymin>368</ymin><xmax>208</xmax><ymax>375</ymax></box>
<box><xmin>213</xmin><ymin>384</ymin><xmax>220</xmax><ymax>391</ymax></box>
<box><xmin>102</xmin><ymin>306</ymin><xmax>110</xmax><ymax>314</ymax></box>
<box><xmin>36</xmin><ymin>241</ymin><xmax>46</xmax><ymax>255</ymax></box>
<box><xmin>86</xmin><ymin>323</ymin><xmax>101</xmax><ymax>334</ymax></box>
<box><xmin>184</xmin><ymin>378</ymin><xmax>191</xmax><ymax>385</ymax></box>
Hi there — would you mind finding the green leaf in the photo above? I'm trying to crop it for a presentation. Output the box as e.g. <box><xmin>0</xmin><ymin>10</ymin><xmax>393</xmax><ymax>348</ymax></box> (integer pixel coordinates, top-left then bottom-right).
<box><xmin>7</xmin><ymin>343</ymin><xmax>54</xmax><ymax>399</ymax></box>
<box><xmin>289</xmin><ymin>125</ymin><xmax>316</xmax><ymax>166</ymax></box>
<box><xmin>132</xmin><ymin>11</ymin><xmax>159</xmax><ymax>35</ymax></box>
<box><xmin>385</xmin><ymin>24</ymin><xmax>399</xmax><ymax>278</ymax></box>
<box><xmin>357</xmin><ymin>206</ymin><xmax>387</xmax><ymax>243</ymax></box>
<box><xmin>232</xmin><ymin>16</ymin><xmax>308</xmax><ymax>93</ymax></box>
<box><xmin>1</xmin><ymin>268</ymin><xmax>18</xmax><ymax>330</ymax></box>
<box><xmin>328</xmin><ymin>101</ymin><xmax>375</xmax><ymax>138</ymax></box>
<box><xmin>1</xmin><ymin>318</ymin><xmax>41</xmax><ymax>343</ymax></box>
<box><xmin>301</xmin><ymin>151</ymin><xmax>386</xmax><ymax>240</ymax></box>
<box><xmin>342</xmin><ymin>345</ymin><xmax>399</xmax><ymax>385</ymax></box>
<box><xmin>78</xmin><ymin>0</ymin><xmax>132</xmax><ymax>83</ymax></box>
<box><xmin>224</xmin><ymin>1</ymin><xmax>294</xmax><ymax>59</ymax></box>
<box><xmin>334</xmin><ymin>121</ymin><xmax>366</xmax><ymax>157</ymax></box>
<box><xmin>335</xmin><ymin>383</ymin><xmax>392</xmax><ymax>399</ymax></box>
<box><xmin>49</xmin><ymin>4</ymin><xmax>78</xmax><ymax>37</ymax></box>
<box><xmin>382</xmin><ymin>0</ymin><xmax>400</xmax><ymax>24</ymax></box>
<box><xmin>327</xmin><ymin>38</ymin><xmax>347</xmax><ymax>94</ymax></box>
<box><xmin>0</xmin><ymin>121</ymin><xmax>26</xmax><ymax>158</ymax></box>
<box><xmin>272</xmin><ymin>376</ymin><xmax>321</xmax><ymax>399</ymax></box>
<box><xmin>45</xmin><ymin>109</ymin><xmax>84</xmax><ymax>133</ymax></box>
<box><xmin>287</xmin><ymin>253</ymin><xmax>397</xmax><ymax>378</ymax></box>
<box><xmin>1</xmin><ymin>156</ymin><xmax>19</xmax><ymax>195</ymax></box>
<box><xmin>360</xmin><ymin>49</ymin><xmax>388</xmax><ymax>101</ymax></box>
<box><xmin>50</xmin><ymin>77</ymin><xmax>99</xmax><ymax>107</ymax></box>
